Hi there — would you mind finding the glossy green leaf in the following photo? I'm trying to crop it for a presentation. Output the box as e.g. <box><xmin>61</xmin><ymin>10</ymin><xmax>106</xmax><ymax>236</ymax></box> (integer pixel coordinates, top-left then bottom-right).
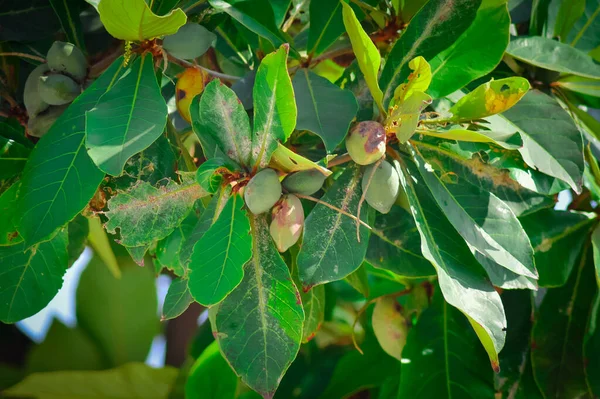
<box><xmin>212</xmin><ymin>215</ymin><xmax>303</xmax><ymax>398</ymax></box>
<box><xmin>297</xmin><ymin>166</ymin><xmax>370</xmax><ymax>289</ymax></box>
<box><xmin>367</xmin><ymin>206</ymin><xmax>435</xmax><ymax>278</ymax></box>
<box><xmin>490</xmin><ymin>90</ymin><xmax>584</xmax><ymax>193</ymax></box>
<box><xmin>292</xmin><ymin>68</ymin><xmax>358</xmax><ymax>153</ymax></box>
<box><xmin>379</xmin><ymin>0</ymin><xmax>481</xmax><ymax>107</ymax></box>
<box><xmin>251</xmin><ymin>45</ymin><xmax>296</xmax><ymax>168</ymax></box>
<box><xmin>344</xmin><ymin>263</ymin><xmax>370</xmax><ymax>297</ymax></box>
<box><xmin>585</xmin><ymin>294</ymin><xmax>600</xmax><ymax>396</ymax></box>
<box><xmin>307</xmin><ymin>0</ymin><xmax>344</xmax><ymax>55</ymax></box>
<box><xmin>155</xmin><ymin>207</ymin><xmax>200</xmax><ymax>276</ymax></box>
<box><xmin>413</xmin><ymin>141</ymin><xmax>553</xmax><ymax>217</ymax></box>
<box><xmin>97</xmin><ymin>0</ymin><xmax>186</xmax><ymax>41</ymax></box>
<box><xmin>87</xmin><ymin>216</ymin><xmax>121</xmax><ymax>279</ymax></box>
<box><xmin>474</xmin><ymin>253</ymin><xmax>538</xmax><ymax>290</ymax></box>
<box><xmin>76</xmin><ymin>254</ymin><xmax>159</xmax><ymax>367</ymax></box>
<box><xmin>372</xmin><ymin>296</ymin><xmax>407</xmax><ymax>360</ymax></box>
<box><xmin>411</xmin><ymin>146</ymin><xmax>537</xmax><ymax>280</ymax></box>
<box><xmin>531</xmin><ymin>245</ymin><xmax>596</xmax><ymax>399</ymax></box>
<box><xmin>50</xmin><ymin>0</ymin><xmax>86</xmax><ymax>52</ymax></box>
<box><xmin>0</xmin><ymin>183</ymin><xmax>23</xmax><ymax>245</ymax></box>
<box><xmin>194</xmin><ymin>80</ymin><xmax>252</xmax><ymax>166</ymax></box>
<box><xmin>506</xmin><ymin>36</ymin><xmax>600</xmax><ymax>79</ymax></box>
<box><xmin>446</xmin><ymin>77</ymin><xmax>530</xmax><ymax>122</ymax></box>
<box><xmin>208</xmin><ymin>0</ymin><xmax>287</xmax><ymax>49</ymax></box>
<box><xmin>188</xmin><ymin>194</ymin><xmax>252</xmax><ymax>306</ymax></box>
<box><xmin>418</xmin><ymin>126</ymin><xmax>523</xmax><ymax>149</ymax></box>
<box><xmin>16</xmin><ymin>57</ymin><xmax>123</xmax><ymax>246</ymax></box>
<box><xmin>0</xmin><ymin>134</ymin><xmax>30</xmax><ymax>180</ymax></box>
<box><xmin>397</xmin><ymin>154</ymin><xmax>506</xmax><ymax>369</ymax></box>
<box><xmin>67</xmin><ymin>214</ymin><xmax>88</xmax><ymax>266</ymax></box>
<box><xmin>554</xmin><ymin>0</ymin><xmax>586</xmax><ymax>40</ymax></box>
<box><xmin>341</xmin><ymin>1</ymin><xmax>383</xmax><ymax>112</ymax></box>
<box><xmin>520</xmin><ymin>209</ymin><xmax>596</xmax><ymax>287</ymax></box>
<box><xmin>104</xmin><ymin>176</ymin><xmax>205</xmax><ymax>247</ymax></box>
<box><xmin>185</xmin><ymin>341</ymin><xmax>238</xmax><ymax>399</ymax></box>
<box><xmin>398</xmin><ymin>289</ymin><xmax>495</xmax><ymax>398</ymax></box>
<box><xmin>529</xmin><ymin>0</ymin><xmax>551</xmax><ymax>35</ymax></box>
<box><xmin>86</xmin><ymin>54</ymin><xmax>168</xmax><ymax>176</ymax></box>
<box><xmin>162</xmin><ymin>277</ymin><xmax>194</xmax><ymax>320</ymax></box>
<box><xmin>26</xmin><ymin>318</ymin><xmax>104</xmax><ymax>373</ymax></box>
<box><xmin>5</xmin><ymin>363</ymin><xmax>177</xmax><ymax>399</ymax></box>
<box><xmin>196</xmin><ymin>158</ymin><xmax>237</xmax><ymax>195</ymax></box>
<box><xmin>0</xmin><ymin>229</ymin><xmax>68</xmax><ymax>323</ymax></box>
<box><xmin>428</xmin><ymin>0</ymin><xmax>510</xmax><ymax>98</ymax></box>
<box><xmin>566</xmin><ymin>0</ymin><xmax>600</xmax><ymax>51</ymax></box>
<box><xmin>555</xmin><ymin>75</ymin><xmax>600</xmax><ymax>97</ymax></box>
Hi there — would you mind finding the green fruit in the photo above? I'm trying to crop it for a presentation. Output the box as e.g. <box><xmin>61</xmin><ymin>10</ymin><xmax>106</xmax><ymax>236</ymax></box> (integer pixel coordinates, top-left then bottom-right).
<box><xmin>163</xmin><ymin>23</ymin><xmax>217</xmax><ymax>60</ymax></box>
<box><xmin>27</xmin><ymin>105</ymin><xmax>67</xmax><ymax>137</ymax></box>
<box><xmin>362</xmin><ymin>160</ymin><xmax>400</xmax><ymax>214</ymax></box>
<box><xmin>346</xmin><ymin>121</ymin><xmax>386</xmax><ymax>165</ymax></box>
<box><xmin>244</xmin><ymin>169</ymin><xmax>282</xmax><ymax>215</ymax></box>
<box><xmin>47</xmin><ymin>41</ymin><xmax>87</xmax><ymax>81</ymax></box>
<box><xmin>282</xmin><ymin>169</ymin><xmax>327</xmax><ymax>195</ymax></box>
<box><xmin>24</xmin><ymin>64</ymin><xmax>50</xmax><ymax>116</ymax></box>
<box><xmin>270</xmin><ymin>194</ymin><xmax>304</xmax><ymax>253</ymax></box>
<box><xmin>38</xmin><ymin>74</ymin><xmax>80</xmax><ymax>105</ymax></box>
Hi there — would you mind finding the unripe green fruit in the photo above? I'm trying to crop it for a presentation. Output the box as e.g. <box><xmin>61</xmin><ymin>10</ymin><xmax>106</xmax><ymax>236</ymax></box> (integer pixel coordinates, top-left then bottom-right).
<box><xmin>47</xmin><ymin>41</ymin><xmax>87</xmax><ymax>81</ymax></box>
<box><xmin>24</xmin><ymin>64</ymin><xmax>50</xmax><ymax>116</ymax></box>
<box><xmin>27</xmin><ymin>105</ymin><xmax>67</xmax><ymax>137</ymax></box>
<box><xmin>270</xmin><ymin>194</ymin><xmax>304</xmax><ymax>253</ymax></box>
<box><xmin>163</xmin><ymin>23</ymin><xmax>217</xmax><ymax>60</ymax></box>
<box><xmin>244</xmin><ymin>169</ymin><xmax>282</xmax><ymax>215</ymax></box>
<box><xmin>346</xmin><ymin>121</ymin><xmax>386</xmax><ymax>165</ymax></box>
<box><xmin>362</xmin><ymin>160</ymin><xmax>400</xmax><ymax>214</ymax></box>
<box><xmin>282</xmin><ymin>169</ymin><xmax>327</xmax><ymax>195</ymax></box>
<box><xmin>38</xmin><ymin>74</ymin><xmax>80</xmax><ymax>105</ymax></box>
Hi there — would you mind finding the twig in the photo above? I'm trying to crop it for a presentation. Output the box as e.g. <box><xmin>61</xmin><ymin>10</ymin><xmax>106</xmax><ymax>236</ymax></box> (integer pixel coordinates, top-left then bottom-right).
<box><xmin>356</xmin><ymin>158</ymin><xmax>382</xmax><ymax>241</ymax></box>
<box><xmin>0</xmin><ymin>52</ymin><xmax>45</xmax><ymax>63</ymax></box>
<box><xmin>295</xmin><ymin>193</ymin><xmax>372</xmax><ymax>230</ymax></box>
<box><xmin>351</xmin><ymin>299</ymin><xmax>377</xmax><ymax>354</ymax></box>
<box><xmin>166</xmin><ymin>54</ymin><xmax>241</xmax><ymax>81</ymax></box>
<box><xmin>326</xmin><ymin>153</ymin><xmax>352</xmax><ymax>168</ymax></box>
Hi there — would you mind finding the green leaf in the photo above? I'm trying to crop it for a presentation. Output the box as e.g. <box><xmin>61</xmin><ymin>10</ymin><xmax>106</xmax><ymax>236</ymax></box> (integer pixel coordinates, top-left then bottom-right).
<box><xmin>50</xmin><ymin>0</ymin><xmax>86</xmax><ymax>52</ymax></box>
<box><xmin>76</xmin><ymin>254</ymin><xmax>159</xmax><ymax>367</ymax></box>
<box><xmin>555</xmin><ymin>75</ymin><xmax>600</xmax><ymax>97</ymax></box>
<box><xmin>87</xmin><ymin>216</ymin><xmax>121</xmax><ymax>279</ymax></box>
<box><xmin>5</xmin><ymin>363</ymin><xmax>177</xmax><ymax>399</ymax></box>
<box><xmin>185</xmin><ymin>341</ymin><xmax>238</xmax><ymax>399</ymax></box>
<box><xmin>344</xmin><ymin>263</ymin><xmax>370</xmax><ymax>297</ymax></box>
<box><xmin>489</xmin><ymin>90</ymin><xmax>584</xmax><ymax>193</ymax></box>
<box><xmin>67</xmin><ymin>214</ymin><xmax>89</xmax><ymax>266</ymax></box>
<box><xmin>96</xmin><ymin>0</ymin><xmax>186</xmax><ymax>41</ymax></box>
<box><xmin>194</xmin><ymin>80</ymin><xmax>252</xmax><ymax>166</ymax></box>
<box><xmin>341</xmin><ymin>1</ymin><xmax>383</xmax><ymax>113</ymax></box>
<box><xmin>593</xmin><ymin>224</ymin><xmax>600</xmax><ymax>281</ymax></box>
<box><xmin>188</xmin><ymin>194</ymin><xmax>252</xmax><ymax>306</ymax></box>
<box><xmin>418</xmin><ymin>126</ymin><xmax>523</xmax><ymax>149</ymax></box>
<box><xmin>16</xmin><ymin>57</ymin><xmax>124</xmax><ymax>246</ymax></box>
<box><xmin>506</xmin><ymin>36</ymin><xmax>600</xmax><ymax>79</ymax></box>
<box><xmin>428</xmin><ymin>0</ymin><xmax>511</xmax><ymax>98</ymax></box>
<box><xmin>520</xmin><ymin>209</ymin><xmax>596</xmax><ymax>287</ymax></box>
<box><xmin>0</xmin><ymin>134</ymin><xmax>30</xmax><ymax>181</ymax></box>
<box><xmin>0</xmin><ymin>183</ymin><xmax>23</xmax><ymax>245</ymax></box>
<box><xmin>208</xmin><ymin>0</ymin><xmax>288</xmax><ymax>49</ymax></box>
<box><xmin>585</xmin><ymin>294</ymin><xmax>600</xmax><ymax>396</ymax></box>
<box><xmin>26</xmin><ymin>318</ymin><xmax>104</xmax><ymax>373</ymax></box>
<box><xmin>196</xmin><ymin>158</ymin><xmax>238</xmax><ymax>194</ymax></box>
<box><xmin>0</xmin><ymin>229</ymin><xmax>68</xmax><ymax>323</ymax></box>
<box><xmin>474</xmin><ymin>253</ymin><xmax>538</xmax><ymax>290</ymax></box>
<box><xmin>411</xmin><ymin>146</ymin><xmax>537</xmax><ymax>280</ymax></box>
<box><xmin>531</xmin><ymin>245</ymin><xmax>596</xmax><ymax>399</ymax></box>
<box><xmin>529</xmin><ymin>0</ymin><xmax>551</xmax><ymax>35</ymax></box>
<box><xmin>413</xmin><ymin>141</ymin><xmax>554</xmax><ymax>217</ymax></box>
<box><xmin>398</xmin><ymin>288</ymin><xmax>495</xmax><ymax>398</ymax></box>
<box><xmin>379</xmin><ymin>0</ymin><xmax>481</xmax><ymax>107</ymax></box>
<box><xmin>104</xmin><ymin>176</ymin><xmax>205</xmax><ymax>247</ymax></box>
<box><xmin>554</xmin><ymin>0</ymin><xmax>586</xmax><ymax>40</ymax></box>
<box><xmin>162</xmin><ymin>277</ymin><xmax>194</xmax><ymax>320</ymax></box>
<box><xmin>445</xmin><ymin>77</ymin><xmax>530</xmax><ymax>122</ymax></box>
<box><xmin>0</xmin><ymin>117</ymin><xmax>32</xmax><ymax>149</ymax></box>
<box><xmin>307</xmin><ymin>0</ymin><xmax>344</xmax><ymax>55</ymax></box>
<box><xmin>251</xmin><ymin>45</ymin><xmax>296</xmax><ymax>168</ymax></box>
<box><xmin>270</xmin><ymin>0</ymin><xmax>291</xmax><ymax>27</ymax></box>
<box><xmin>155</xmin><ymin>207</ymin><xmax>200</xmax><ymax>276</ymax></box>
<box><xmin>319</xmin><ymin>337</ymin><xmax>400</xmax><ymax>399</ymax></box>
<box><xmin>397</xmin><ymin>154</ymin><xmax>506</xmax><ymax>369</ymax></box>
<box><xmin>212</xmin><ymin>215</ymin><xmax>303</xmax><ymax>398</ymax></box>
<box><xmin>0</xmin><ymin>0</ymin><xmax>60</xmax><ymax>41</ymax></box>
<box><xmin>372</xmin><ymin>296</ymin><xmax>407</xmax><ymax>360</ymax></box>
<box><xmin>566</xmin><ymin>0</ymin><xmax>600</xmax><ymax>51</ymax></box>
<box><xmin>297</xmin><ymin>166</ymin><xmax>370</xmax><ymax>289</ymax></box>
<box><xmin>291</xmin><ymin>249</ymin><xmax>325</xmax><ymax>343</ymax></box>
<box><xmin>86</xmin><ymin>54</ymin><xmax>168</xmax><ymax>176</ymax></box>
<box><xmin>388</xmin><ymin>91</ymin><xmax>432</xmax><ymax>142</ymax></box>
<box><xmin>292</xmin><ymin>69</ymin><xmax>358</xmax><ymax>153</ymax></box>
<box><xmin>367</xmin><ymin>206</ymin><xmax>435</xmax><ymax>278</ymax></box>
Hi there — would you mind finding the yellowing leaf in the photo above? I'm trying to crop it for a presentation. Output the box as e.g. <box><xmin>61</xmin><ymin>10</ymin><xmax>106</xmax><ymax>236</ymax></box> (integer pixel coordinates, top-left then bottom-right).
<box><xmin>372</xmin><ymin>296</ymin><xmax>408</xmax><ymax>360</ymax></box>
<box><xmin>392</xmin><ymin>56</ymin><xmax>432</xmax><ymax>106</ymax></box>
<box><xmin>448</xmin><ymin>77</ymin><xmax>530</xmax><ymax>122</ymax></box>
<box><xmin>417</xmin><ymin>127</ymin><xmax>523</xmax><ymax>149</ymax></box>
<box><xmin>341</xmin><ymin>1</ymin><xmax>384</xmax><ymax>113</ymax></box>
<box><xmin>97</xmin><ymin>0</ymin><xmax>187</xmax><ymax>41</ymax></box>
<box><xmin>386</xmin><ymin>91</ymin><xmax>432</xmax><ymax>143</ymax></box>
<box><xmin>269</xmin><ymin>143</ymin><xmax>332</xmax><ymax>176</ymax></box>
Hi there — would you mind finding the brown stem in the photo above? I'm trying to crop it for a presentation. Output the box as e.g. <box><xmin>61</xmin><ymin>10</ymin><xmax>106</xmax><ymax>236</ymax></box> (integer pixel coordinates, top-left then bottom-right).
<box><xmin>295</xmin><ymin>193</ymin><xmax>372</xmax><ymax>230</ymax></box>
<box><xmin>0</xmin><ymin>52</ymin><xmax>45</xmax><ymax>63</ymax></box>
<box><xmin>326</xmin><ymin>153</ymin><xmax>352</xmax><ymax>168</ymax></box>
<box><xmin>166</xmin><ymin>54</ymin><xmax>240</xmax><ymax>81</ymax></box>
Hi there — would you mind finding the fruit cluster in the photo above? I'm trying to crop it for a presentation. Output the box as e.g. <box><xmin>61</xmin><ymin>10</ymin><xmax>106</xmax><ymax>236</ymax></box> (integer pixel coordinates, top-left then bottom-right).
<box><xmin>24</xmin><ymin>42</ymin><xmax>87</xmax><ymax>137</ymax></box>
<box><xmin>346</xmin><ymin>121</ymin><xmax>400</xmax><ymax>214</ymax></box>
<box><xmin>244</xmin><ymin>168</ymin><xmax>326</xmax><ymax>252</ymax></box>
